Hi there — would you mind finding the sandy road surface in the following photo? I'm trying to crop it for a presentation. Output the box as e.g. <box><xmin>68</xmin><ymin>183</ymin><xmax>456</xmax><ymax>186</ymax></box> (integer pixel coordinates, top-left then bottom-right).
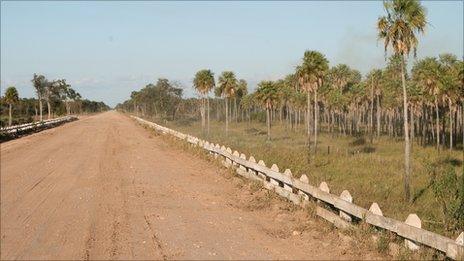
<box><xmin>1</xmin><ymin>111</ymin><xmax>383</xmax><ymax>260</ymax></box>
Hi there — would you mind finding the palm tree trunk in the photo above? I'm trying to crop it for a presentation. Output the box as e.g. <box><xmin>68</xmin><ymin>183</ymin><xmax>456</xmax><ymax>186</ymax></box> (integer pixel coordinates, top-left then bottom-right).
<box><xmin>306</xmin><ymin>91</ymin><xmax>311</xmax><ymax>148</ymax></box>
<box><xmin>201</xmin><ymin>97</ymin><xmax>206</xmax><ymax>135</ymax></box>
<box><xmin>448</xmin><ymin>98</ymin><xmax>453</xmax><ymax>150</ymax></box>
<box><xmin>314</xmin><ymin>89</ymin><xmax>318</xmax><ymax>153</ymax></box>
<box><xmin>207</xmin><ymin>96</ymin><xmax>210</xmax><ymax>137</ymax></box>
<box><xmin>370</xmin><ymin>83</ymin><xmax>374</xmax><ymax>142</ymax></box>
<box><xmin>435</xmin><ymin>98</ymin><xmax>440</xmax><ymax>150</ymax></box>
<box><xmin>410</xmin><ymin>107</ymin><xmax>415</xmax><ymax>150</ymax></box>
<box><xmin>377</xmin><ymin>95</ymin><xmax>381</xmax><ymax>137</ymax></box>
<box><xmin>400</xmin><ymin>55</ymin><xmax>411</xmax><ymax>202</ymax></box>
<box><xmin>39</xmin><ymin>99</ymin><xmax>43</xmax><ymax>121</ymax></box>
<box><xmin>8</xmin><ymin>104</ymin><xmax>12</xmax><ymax>126</ymax></box>
<box><xmin>225</xmin><ymin>97</ymin><xmax>228</xmax><ymax>137</ymax></box>
<box><xmin>266</xmin><ymin>107</ymin><xmax>271</xmax><ymax>141</ymax></box>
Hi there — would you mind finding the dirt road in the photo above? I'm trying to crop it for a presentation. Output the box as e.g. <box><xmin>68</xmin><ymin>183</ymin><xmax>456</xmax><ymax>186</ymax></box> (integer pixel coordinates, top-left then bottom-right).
<box><xmin>1</xmin><ymin>111</ymin><xmax>383</xmax><ymax>260</ymax></box>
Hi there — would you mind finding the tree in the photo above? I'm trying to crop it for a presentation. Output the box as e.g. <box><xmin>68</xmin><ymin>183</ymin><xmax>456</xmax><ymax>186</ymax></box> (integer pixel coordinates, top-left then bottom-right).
<box><xmin>255</xmin><ymin>81</ymin><xmax>279</xmax><ymax>141</ymax></box>
<box><xmin>44</xmin><ymin>79</ymin><xmax>66</xmax><ymax>119</ymax></box>
<box><xmin>193</xmin><ymin>69</ymin><xmax>215</xmax><ymax>136</ymax></box>
<box><xmin>4</xmin><ymin>86</ymin><xmax>19</xmax><ymax>126</ymax></box>
<box><xmin>366</xmin><ymin>69</ymin><xmax>383</xmax><ymax>140</ymax></box>
<box><xmin>439</xmin><ymin>53</ymin><xmax>460</xmax><ymax>150</ymax></box>
<box><xmin>412</xmin><ymin>57</ymin><xmax>442</xmax><ymax>150</ymax></box>
<box><xmin>31</xmin><ymin>74</ymin><xmax>47</xmax><ymax>121</ymax></box>
<box><xmin>217</xmin><ymin>71</ymin><xmax>237</xmax><ymax>136</ymax></box>
<box><xmin>378</xmin><ymin>0</ymin><xmax>427</xmax><ymax>202</ymax></box>
<box><xmin>297</xmin><ymin>50</ymin><xmax>329</xmax><ymax>153</ymax></box>
<box><xmin>236</xmin><ymin>79</ymin><xmax>248</xmax><ymax>122</ymax></box>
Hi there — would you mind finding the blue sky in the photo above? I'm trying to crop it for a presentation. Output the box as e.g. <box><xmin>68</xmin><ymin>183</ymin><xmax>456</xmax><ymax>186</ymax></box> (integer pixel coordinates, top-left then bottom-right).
<box><xmin>1</xmin><ymin>1</ymin><xmax>463</xmax><ymax>107</ymax></box>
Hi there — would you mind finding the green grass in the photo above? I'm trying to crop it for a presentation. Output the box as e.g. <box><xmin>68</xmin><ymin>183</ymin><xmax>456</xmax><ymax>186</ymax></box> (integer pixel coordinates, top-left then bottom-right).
<box><xmin>156</xmin><ymin>117</ymin><xmax>462</xmax><ymax>238</ymax></box>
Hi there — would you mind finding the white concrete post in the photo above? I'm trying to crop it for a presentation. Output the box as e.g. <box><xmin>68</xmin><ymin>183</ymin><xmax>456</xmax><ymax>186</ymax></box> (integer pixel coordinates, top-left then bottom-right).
<box><xmin>239</xmin><ymin>153</ymin><xmax>247</xmax><ymax>171</ymax></box>
<box><xmin>369</xmin><ymin>202</ymin><xmax>383</xmax><ymax>216</ymax></box>
<box><xmin>318</xmin><ymin>182</ymin><xmax>330</xmax><ymax>204</ymax></box>
<box><xmin>298</xmin><ymin>175</ymin><xmax>310</xmax><ymax>201</ymax></box>
<box><xmin>339</xmin><ymin>190</ymin><xmax>353</xmax><ymax>222</ymax></box>
<box><xmin>283</xmin><ymin>169</ymin><xmax>293</xmax><ymax>192</ymax></box>
<box><xmin>248</xmin><ymin>156</ymin><xmax>257</xmax><ymax>178</ymax></box>
<box><xmin>404</xmin><ymin>214</ymin><xmax>421</xmax><ymax>251</ymax></box>
<box><xmin>270</xmin><ymin>164</ymin><xmax>280</xmax><ymax>187</ymax></box>
<box><xmin>232</xmin><ymin>151</ymin><xmax>240</xmax><ymax>166</ymax></box>
<box><xmin>257</xmin><ymin>160</ymin><xmax>267</xmax><ymax>182</ymax></box>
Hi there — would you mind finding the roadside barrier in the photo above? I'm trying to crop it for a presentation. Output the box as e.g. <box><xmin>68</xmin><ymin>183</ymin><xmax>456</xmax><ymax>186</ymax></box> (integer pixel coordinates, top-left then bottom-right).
<box><xmin>0</xmin><ymin>116</ymin><xmax>78</xmax><ymax>140</ymax></box>
<box><xmin>131</xmin><ymin>115</ymin><xmax>464</xmax><ymax>260</ymax></box>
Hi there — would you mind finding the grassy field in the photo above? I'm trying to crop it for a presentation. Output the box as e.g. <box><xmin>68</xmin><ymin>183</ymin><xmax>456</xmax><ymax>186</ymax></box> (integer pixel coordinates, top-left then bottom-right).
<box><xmin>155</xmin><ymin>117</ymin><xmax>462</xmax><ymax>238</ymax></box>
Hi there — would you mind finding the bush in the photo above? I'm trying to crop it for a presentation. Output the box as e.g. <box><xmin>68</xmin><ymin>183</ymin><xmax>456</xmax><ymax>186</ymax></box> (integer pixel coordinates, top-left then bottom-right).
<box><xmin>427</xmin><ymin>158</ymin><xmax>464</xmax><ymax>233</ymax></box>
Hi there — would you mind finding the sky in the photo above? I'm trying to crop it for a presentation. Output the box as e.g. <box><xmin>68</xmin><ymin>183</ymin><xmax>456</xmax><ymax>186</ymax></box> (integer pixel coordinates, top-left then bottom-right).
<box><xmin>1</xmin><ymin>1</ymin><xmax>463</xmax><ymax>107</ymax></box>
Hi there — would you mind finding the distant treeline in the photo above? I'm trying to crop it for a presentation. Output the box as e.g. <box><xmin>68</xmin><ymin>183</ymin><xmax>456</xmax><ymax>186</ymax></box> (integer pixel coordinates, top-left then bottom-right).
<box><xmin>117</xmin><ymin>52</ymin><xmax>464</xmax><ymax>151</ymax></box>
<box><xmin>1</xmin><ymin>74</ymin><xmax>110</xmax><ymax>127</ymax></box>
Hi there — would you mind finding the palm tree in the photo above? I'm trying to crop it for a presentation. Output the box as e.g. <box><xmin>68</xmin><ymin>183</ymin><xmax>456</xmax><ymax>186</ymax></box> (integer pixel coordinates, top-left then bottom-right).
<box><xmin>31</xmin><ymin>74</ymin><xmax>47</xmax><ymax>121</ymax></box>
<box><xmin>240</xmin><ymin>93</ymin><xmax>255</xmax><ymax>123</ymax></box>
<box><xmin>4</xmin><ymin>86</ymin><xmax>19</xmax><ymax>126</ymax></box>
<box><xmin>377</xmin><ymin>0</ymin><xmax>427</xmax><ymax>202</ymax></box>
<box><xmin>438</xmin><ymin>53</ymin><xmax>460</xmax><ymax>150</ymax></box>
<box><xmin>193</xmin><ymin>69</ymin><xmax>215</xmax><ymax>136</ymax></box>
<box><xmin>412</xmin><ymin>57</ymin><xmax>442</xmax><ymax>150</ymax></box>
<box><xmin>366</xmin><ymin>69</ymin><xmax>383</xmax><ymax>140</ymax></box>
<box><xmin>255</xmin><ymin>81</ymin><xmax>279</xmax><ymax>141</ymax></box>
<box><xmin>217</xmin><ymin>71</ymin><xmax>238</xmax><ymax>136</ymax></box>
<box><xmin>298</xmin><ymin>50</ymin><xmax>329</xmax><ymax>153</ymax></box>
<box><xmin>236</xmin><ymin>79</ymin><xmax>248</xmax><ymax>122</ymax></box>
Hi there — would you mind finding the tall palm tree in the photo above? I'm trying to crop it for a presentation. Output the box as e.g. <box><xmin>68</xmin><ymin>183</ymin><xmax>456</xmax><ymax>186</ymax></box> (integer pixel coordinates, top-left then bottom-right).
<box><xmin>4</xmin><ymin>86</ymin><xmax>19</xmax><ymax>126</ymax></box>
<box><xmin>297</xmin><ymin>50</ymin><xmax>329</xmax><ymax>153</ymax></box>
<box><xmin>378</xmin><ymin>0</ymin><xmax>427</xmax><ymax>202</ymax></box>
<box><xmin>193</xmin><ymin>69</ymin><xmax>215</xmax><ymax>136</ymax></box>
<box><xmin>31</xmin><ymin>74</ymin><xmax>47</xmax><ymax>121</ymax></box>
<box><xmin>217</xmin><ymin>71</ymin><xmax>237</xmax><ymax>136</ymax></box>
<box><xmin>255</xmin><ymin>81</ymin><xmax>279</xmax><ymax>141</ymax></box>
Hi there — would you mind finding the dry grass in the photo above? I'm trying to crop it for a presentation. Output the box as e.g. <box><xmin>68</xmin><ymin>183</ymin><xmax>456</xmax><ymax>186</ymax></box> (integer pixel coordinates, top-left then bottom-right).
<box><xmin>162</xmin><ymin>119</ymin><xmax>463</xmax><ymax>238</ymax></box>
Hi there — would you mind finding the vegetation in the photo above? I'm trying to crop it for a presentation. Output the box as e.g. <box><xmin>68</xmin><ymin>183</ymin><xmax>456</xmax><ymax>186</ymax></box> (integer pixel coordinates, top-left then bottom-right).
<box><xmin>4</xmin><ymin>86</ymin><xmax>19</xmax><ymax>126</ymax></box>
<box><xmin>116</xmin><ymin>0</ymin><xmax>463</xmax><ymax>237</ymax></box>
<box><xmin>193</xmin><ymin>69</ymin><xmax>215</xmax><ymax>136</ymax></box>
<box><xmin>377</xmin><ymin>0</ymin><xmax>427</xmax><ymax>202</ymax></box>
<box><xmin>1</xmin><ymin>74</ymin><xmax>110</xmax><ymax>127</ymax></box>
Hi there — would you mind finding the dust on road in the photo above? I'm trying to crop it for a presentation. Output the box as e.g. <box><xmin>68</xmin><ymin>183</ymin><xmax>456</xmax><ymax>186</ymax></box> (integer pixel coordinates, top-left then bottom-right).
<box><xmin>1</xmin><ymin>111</ymin><xmax>383</xmax><ymax>260</ymax></box>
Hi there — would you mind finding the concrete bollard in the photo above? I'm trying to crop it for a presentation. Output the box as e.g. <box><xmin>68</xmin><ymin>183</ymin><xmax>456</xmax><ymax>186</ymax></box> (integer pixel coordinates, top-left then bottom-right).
<box><xmin>457</xmin><ymin>232</ymin><xmax>464</xmax><ymax>245</ymax></box>
<box><xmin>257</xmin><ymin>160</ymin><xmax>268</xmax><ymax>184</ymax></box>
<box><xmin>225</xmin><ymin>148</ymin><xmax>233</xmax><ymax>166</ymax></box>
<box><xmin>239</xmin><ymin>153</ymin><xmax>247</xmax><ymax>171</ymax></box>
<box><xmin>248</xmin><ymin>156</ymin><xmax>258</xmax><ymax>179</ymax></box>
<box><xmin>339</xmin><ymin>190</ymin><xmax>353</xmax><ymax>222</ymax></box>
<box><xmin>269</xmin><ymin>164</ymin><xmax>280</xmax><ymax>187</ymax></box>
<box><xmin>404</xmin><ymin>214</ymin><xmax>421</xmax><ymax>251</ymax></box>
<box><xmin>232</xmin><ymin>151</ymin><xmax>240</xmax><ymax>166</ymax></box>
<box><xmin>214</xmin><ymin>144</ymin><xmax>220</xmax><ymax>158</ymax></box>
<box><xmin>318</xmin><ymin>182</ymin><xmax>330</xmax><ymax>204</ymax></box>
<box><xmin>448</xmin><ymin>232</ymin><xmax>464</xmax><ymax>260</ymax></box>
<box><xmin>283</xmin><ymin>169</ymin><xmax>293</xmax><ymax>192</ymax></box>
<box><xmin>319</xmin><ymin>182</ymin><xmax>330</xmax><ymax>193</ymax></box>
<box><xmin>298</xmin><ymin>174</ymin><xmax>310</xmax><ymax>201</ymax></box>
<box><xmin>369</xmin><ymin>202</ymin><xmax>383</xmax><ymax>216</ymax></box>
